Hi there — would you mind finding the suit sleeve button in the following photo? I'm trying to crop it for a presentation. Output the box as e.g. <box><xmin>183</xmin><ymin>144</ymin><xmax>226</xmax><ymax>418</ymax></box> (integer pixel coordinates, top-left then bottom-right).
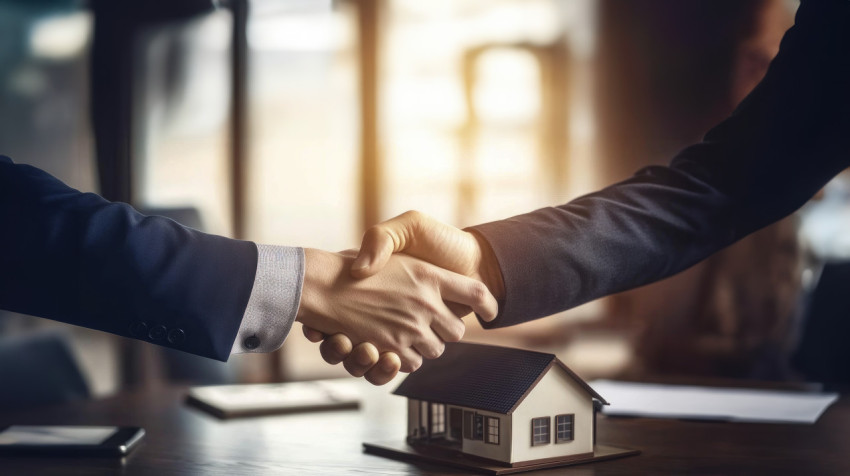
<box><xmin>243</xmin><ymin>335</ymin><xmax>261</xmax><ymax>350</ymax></box>
<box><xmin>148</xmin><ymin>325</ymin><xmax>167</xmax><ymax>341</ymax></box>
<box><xmin>129</xmin><ymin>321</ymin><xmax>149</xmax><ymax>338</ymax></box>
<box><xmin>167</xmin><ymin>328</ymin><xmax>186</xmax><ymax>345</ymax></box>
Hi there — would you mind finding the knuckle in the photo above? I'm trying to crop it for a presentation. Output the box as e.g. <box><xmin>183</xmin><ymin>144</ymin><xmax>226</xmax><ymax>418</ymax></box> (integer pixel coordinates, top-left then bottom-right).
<box><xmin>364</xmin><ymin>371</ymin><xmax>385</xmax><ymax>386</ymax></box>
<box><xmin>343</xmin><ymin>360</ymin><xmax>367</xmax><ymax>378</ymax></box>
<box><xmin>350</xmin><ymin>347</ymin><xmax>370</xmax><ymax>364</ymax></box>
<box><xmin>409</xmin><ymin>325</ymin><xmax>427</xmax><ymax>343</ymax></box>
<box><xmin>416</xmin><ymin>267</ymin><xmax>441</xmax><ymax>288</ymax></box>
<box><xmin>447</xmin><ymin>320</ymin><xmax>465</xmax><ymax>342</ymax></box>
<box><xmin>364</xmin><ymin>224</ymin><xmax>384</xmax><ymax>241</ymax></box>
<box><xmin>410</xmin><ymin>296</ymin><xmax>432</xmax><ymax>312</ymax></box>
<box><xmin>432</xmin><ymin>341</ymin><xmax>446</xmax><ymax>358</ymax></box>
<box><xmin>419</xmin><ymin>339</ymin><xmax>443</xmax><ymax>360</ymax></box>
<box><xmin>470</xmin><ymin>282</ymin><xmax>490</xmax><ymax>305</ymax></box>
<box><xmin>401</xmin><ymin>210</ymin><xmax>422</xmax><ymax>222</ymax></box>
<box><xmin>320</xmin><ymin>347</ymin><xmax>342</xmax><ymax>365</ymax></box>
<box><xmin>329</xmin><ymin>338</ymin><xmax>349</xmax><ymax>356</ymax></box>
<box><xmin>389</xmin><ymin>325</ymin><xmax>414</xmax><ymax>349</ymax></box>
<box><xmin>410</xmin><ymin>262</ymin><xmax>429</xmax><ymax>279</ymax></box>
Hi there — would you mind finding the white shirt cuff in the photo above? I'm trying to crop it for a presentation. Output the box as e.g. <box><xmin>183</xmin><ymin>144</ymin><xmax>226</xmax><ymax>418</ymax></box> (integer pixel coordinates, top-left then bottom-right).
<box><xmin>231</xmin><ymin>244</ymin><xmax>305</xmax><ymax>354</ymax></box>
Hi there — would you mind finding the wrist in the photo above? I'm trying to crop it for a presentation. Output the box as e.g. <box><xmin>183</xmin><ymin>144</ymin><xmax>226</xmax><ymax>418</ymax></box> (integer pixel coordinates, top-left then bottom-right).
<box><xmin>468</xmin><ymin>230</ymin><xmax>506</xmax><ymax>301</ymax></box>
<box><xmin>296</xmin><ymin>248</ymin><xmax>337</xmax><ymax>327</ymax></box>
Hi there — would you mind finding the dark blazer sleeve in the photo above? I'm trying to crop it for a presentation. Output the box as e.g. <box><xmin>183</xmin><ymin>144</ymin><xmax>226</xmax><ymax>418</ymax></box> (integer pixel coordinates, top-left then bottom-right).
<box><xmin>0</xmin><ymin>157</ymin><xmax>257</xmax><ymax>361</ymax></box>
<box><xmin>471</xmin><ymin>0</ymin><xmax>850</xmax><ymax>328</ymax></box>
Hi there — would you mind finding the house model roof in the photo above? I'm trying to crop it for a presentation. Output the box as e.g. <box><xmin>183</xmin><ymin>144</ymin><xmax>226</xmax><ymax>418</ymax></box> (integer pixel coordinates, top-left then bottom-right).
<box><xmin>393</xmin><ymin>342</ymin><xmax>608</xmax><ymax>414</ymax></box>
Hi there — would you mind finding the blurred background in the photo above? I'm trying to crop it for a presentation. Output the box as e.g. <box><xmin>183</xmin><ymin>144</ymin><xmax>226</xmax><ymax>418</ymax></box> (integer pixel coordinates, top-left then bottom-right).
<box><xmin>2</xmin><ymin>0</ymin><xmax>849</xmax><ymax>405</ymax></box>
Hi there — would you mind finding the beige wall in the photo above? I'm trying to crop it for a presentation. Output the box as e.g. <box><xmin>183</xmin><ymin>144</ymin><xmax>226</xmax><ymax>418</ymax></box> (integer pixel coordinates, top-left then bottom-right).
<box><xmin>510</xmin><ymin>367</ymin><xmax>594</xmax><ymax>463</ymax></box>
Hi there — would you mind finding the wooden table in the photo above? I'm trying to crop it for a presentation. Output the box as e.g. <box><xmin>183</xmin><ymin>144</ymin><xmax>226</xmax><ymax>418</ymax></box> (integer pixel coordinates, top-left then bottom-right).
<box><xmin>0</xmin><ymin>380</ymin><xmax>848</xmax><ymax>475</ymax></box>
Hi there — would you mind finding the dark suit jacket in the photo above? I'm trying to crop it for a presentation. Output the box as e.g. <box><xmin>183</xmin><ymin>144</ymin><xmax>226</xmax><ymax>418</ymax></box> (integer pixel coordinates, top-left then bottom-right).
<box><xmin>0</xmin><ymin>157</ymin><xmax>257</xmax><ymax>361</ymax></box>
<box><xmin>472</xmin><ymin>0</ymin><xmax>850</xmax><ymax>328</ymax></box>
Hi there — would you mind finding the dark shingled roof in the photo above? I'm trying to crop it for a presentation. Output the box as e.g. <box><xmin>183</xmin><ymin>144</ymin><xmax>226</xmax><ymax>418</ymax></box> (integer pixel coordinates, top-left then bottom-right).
<box><xmin>393</xmin><ymin>342</ymin><xmax>607</xmax><ymax>414</ymax></box>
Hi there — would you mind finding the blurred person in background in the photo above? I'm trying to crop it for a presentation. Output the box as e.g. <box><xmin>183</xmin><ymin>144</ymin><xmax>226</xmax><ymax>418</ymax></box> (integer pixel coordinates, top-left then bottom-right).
<box><xmin>609</xmin><ymin>0</ymin><xmax>802</xmax><ymax>381</ymax></box>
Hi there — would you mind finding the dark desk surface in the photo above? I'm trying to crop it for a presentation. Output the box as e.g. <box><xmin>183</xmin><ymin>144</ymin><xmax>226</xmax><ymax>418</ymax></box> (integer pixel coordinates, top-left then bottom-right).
<box><xmin>0</xmin><ymin>380</ymin><xmax>848</xmax><ymax>475</ymax></box>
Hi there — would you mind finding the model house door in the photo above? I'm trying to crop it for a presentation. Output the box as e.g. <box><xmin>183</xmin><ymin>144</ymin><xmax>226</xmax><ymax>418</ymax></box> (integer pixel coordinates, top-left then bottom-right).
<box><xmin>419</xmin><ymin>400</ymin><xmax>429</xmax><ymax>440</ymax></box>
<box><xmin>449</xmin><ymin>408</ymin><xmax>463</xmax><ymax>440</ymax></box>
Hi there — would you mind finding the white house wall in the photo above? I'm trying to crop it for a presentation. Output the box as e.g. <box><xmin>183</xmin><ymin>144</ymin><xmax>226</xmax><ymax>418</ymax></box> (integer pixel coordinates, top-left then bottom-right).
<box><xmin>510</xmin><ymin>366</ymin><xmax>593</xmax><ymax>463</ymax></box>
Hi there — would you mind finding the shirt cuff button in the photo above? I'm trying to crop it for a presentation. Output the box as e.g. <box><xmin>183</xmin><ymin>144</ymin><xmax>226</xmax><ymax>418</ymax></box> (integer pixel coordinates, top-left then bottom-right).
<box><xmin>243</xmin><ymin>335</ymin><xmax>261</xmax><ymax>350</ymax></box>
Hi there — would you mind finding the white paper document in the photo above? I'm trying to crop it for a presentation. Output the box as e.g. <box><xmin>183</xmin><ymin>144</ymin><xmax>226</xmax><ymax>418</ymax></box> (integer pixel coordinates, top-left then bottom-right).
<box><xmin>589</xmin><ymin>379</ymin><xmax>839</xmax><ymax>424</ymax></box>
<box><xmin>187</xmin><ymin>379</ymin><xmax>360</xmax><ymax>418</ymax></box>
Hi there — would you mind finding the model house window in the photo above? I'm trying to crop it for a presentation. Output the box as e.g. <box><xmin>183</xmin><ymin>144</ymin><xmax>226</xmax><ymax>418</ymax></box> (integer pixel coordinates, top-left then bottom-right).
<box><xmin>556</xmin><ymin>414</ymin><xmax>574</xmax><ymax>443</ymax></box>
<box><xmin>431</xmin><ymin>403</ymin><xmax>446</xmax><ymax>435</ymax></box>
<box><xmin>486</xmin><ymin>417</ymin><xmax>500</xmax><ymax>445</ymax></box>
<box><xmin>531</xmin><ymin>417</ymin><xmax>551</xmax><ymax>446</ymax></box>
<box><xmin>462</xmin><ymin>411</ymin><xmax>484</xmax><ymax>440</ymax></box>
<box><xmin>474</xmin><ymin>414</ymin><xmax>484</xmax><ymax>440</ymax></box>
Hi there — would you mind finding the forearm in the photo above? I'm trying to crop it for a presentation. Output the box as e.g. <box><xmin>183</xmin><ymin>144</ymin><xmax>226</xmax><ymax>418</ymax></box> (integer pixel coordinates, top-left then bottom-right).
<box><xmin>0</xmin><ymin>157</ymin><xmax>257</xmax><ymax>361</ymax></box>
<box><xmin>472</xmin><ymin>0</ymin><xmax>850</xmax><ymax>327</ymax></box>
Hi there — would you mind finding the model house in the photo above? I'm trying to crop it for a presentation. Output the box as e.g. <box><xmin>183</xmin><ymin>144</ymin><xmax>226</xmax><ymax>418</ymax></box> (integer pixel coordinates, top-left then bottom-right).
<box><xmin>393</xmin><ymin>342</ymin><xmax>608</xmax><ymax>466</ymax></box>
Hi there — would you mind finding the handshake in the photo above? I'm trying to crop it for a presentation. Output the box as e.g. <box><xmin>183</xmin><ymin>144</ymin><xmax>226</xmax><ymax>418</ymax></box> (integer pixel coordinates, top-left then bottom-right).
<box><xmin>294</xmin><ymin>211</ymin><xmax>506</xmax><ymax>386</ymax></box>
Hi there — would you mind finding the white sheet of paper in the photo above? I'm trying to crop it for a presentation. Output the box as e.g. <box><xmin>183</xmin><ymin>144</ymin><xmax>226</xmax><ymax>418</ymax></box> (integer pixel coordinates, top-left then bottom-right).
<box><xmin>589</xmin><ymin>379</ymin><xmax>839</xmax><ymax>424</ymax></box>
<box><xmin>189</xmin><ymin>380</ymin><xmax>360</xmax><ymax>413</ymax></box>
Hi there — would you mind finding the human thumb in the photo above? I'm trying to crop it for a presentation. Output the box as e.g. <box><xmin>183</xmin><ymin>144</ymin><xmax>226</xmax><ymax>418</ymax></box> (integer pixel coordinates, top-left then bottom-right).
<box><xmin>351</xmin><ymin>224</ymin><xmax>401</xmax><ymax>278</ymax></box>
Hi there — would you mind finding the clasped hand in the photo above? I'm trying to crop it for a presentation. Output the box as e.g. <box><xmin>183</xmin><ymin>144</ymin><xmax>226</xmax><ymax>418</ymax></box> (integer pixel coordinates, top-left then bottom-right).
<box><xmin>298</xmin><ymin>211</ymin><xmax>505</xmax><ymax>385</ymax></box>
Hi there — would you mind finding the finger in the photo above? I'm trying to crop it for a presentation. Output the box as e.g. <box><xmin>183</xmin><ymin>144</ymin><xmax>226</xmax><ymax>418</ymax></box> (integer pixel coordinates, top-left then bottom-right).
<box><xmin>437</xmin><ymin>270</ymin><xmax>499</xmax><ymax>322</ymax></box>
<box><xmin>398</xmin><ymin>347</ymin><xmax>424</xmax><ymax>373</ymax></box>
<box><xmin>445</xmin><ymin>301</ymin><xmax>474</xmax><ymax>319</ymax></box>
<box><xmin>412</xmin><ymin>326</ymin><xmax>446</xmax><ymax>360</ymax></box>
<box><xmin>318</xmin><ymin>333</ymin><xmax>354</xmax><ymax>365</ymax></box>
<box><xmin>430</xmin><ymin>308</ymin><xmax>466</xmax><ymax>344</ymax></box>
<box><xmin>365</xmin><ymin>352</ymin><xmax>401</xmax><ymax>386</ymax></box>
<box><xmin>342</xmin><ymin>342</ymin><xmax>380</xmax><ymax>378</ymax></box>
<box><xmin>302</xmin><ymin>325</ymin><xmax>326</xmax><ymax>343</ymax></box>
<box><xmin>351</xmin><ymin>210</ymin><xmax>426</xmax><ymax>279</ymax></box>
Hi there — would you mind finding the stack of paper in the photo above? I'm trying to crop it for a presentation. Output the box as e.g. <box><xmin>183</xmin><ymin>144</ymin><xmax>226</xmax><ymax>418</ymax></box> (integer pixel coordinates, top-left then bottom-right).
<box><xmin>589</xmin><ymin>380</ymin><xmax>839</xmax><ymax>424</ymax></box>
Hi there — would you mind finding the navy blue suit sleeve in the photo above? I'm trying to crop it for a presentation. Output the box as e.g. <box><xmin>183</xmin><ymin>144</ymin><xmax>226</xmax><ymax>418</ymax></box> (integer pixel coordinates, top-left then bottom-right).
<box><xmin>0</xmin><ymin>157</ymin><xmax>257</xmax><ymax>361</ymax></box>
<box><xmin>472</xmin><ymin>0</ymin><xmax>850</xmax><ymax>327</ymax></box>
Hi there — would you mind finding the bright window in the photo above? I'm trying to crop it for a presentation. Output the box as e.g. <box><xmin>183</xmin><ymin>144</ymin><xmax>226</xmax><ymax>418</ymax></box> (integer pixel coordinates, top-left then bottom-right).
<box><xmin>431</xmin><ymin>403</ymin><xmax>446</xmax><ymax>435</ymax></box>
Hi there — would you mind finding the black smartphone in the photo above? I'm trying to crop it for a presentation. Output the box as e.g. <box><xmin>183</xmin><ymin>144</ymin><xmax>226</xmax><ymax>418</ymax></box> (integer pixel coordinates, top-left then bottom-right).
<box><xmin>0</xmin><ymin>425</ymin><xmax>145</xmax><ymax>456</ymax></box>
